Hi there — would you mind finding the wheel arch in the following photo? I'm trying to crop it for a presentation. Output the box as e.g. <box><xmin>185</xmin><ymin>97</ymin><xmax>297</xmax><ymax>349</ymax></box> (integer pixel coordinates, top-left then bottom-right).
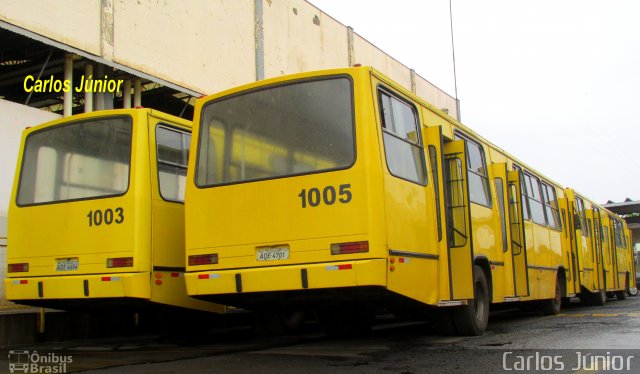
<box><xmin>474</xmin><ymin>256</ymin><xmax>492</xmax><ymax>304</ymax></box>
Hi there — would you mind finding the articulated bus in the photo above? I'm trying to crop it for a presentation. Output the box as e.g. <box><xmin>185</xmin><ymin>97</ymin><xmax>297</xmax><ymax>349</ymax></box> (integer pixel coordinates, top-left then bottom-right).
<box><xmin>184</xmin><ymin>66</ymin><xmax>630</xmax><ymax>335</ymax></box>
<box><xmin>563</xmin><ymin>189</ymin><xmax>634</xmax><ymax>304</ymax></box>
<box><xmin>632</xmin><ymin>240</ymin><xmax>639</xmax><ymax>296</ymax></box>
<box><xmin>5</xmin><ymin>109</ymin><xmax>225</xmax><ymax>314</ymax></box>
<box><xmin>611</xmin><ymin>215</ymin><xmax>635</xmax><ymax>298</ymax></box>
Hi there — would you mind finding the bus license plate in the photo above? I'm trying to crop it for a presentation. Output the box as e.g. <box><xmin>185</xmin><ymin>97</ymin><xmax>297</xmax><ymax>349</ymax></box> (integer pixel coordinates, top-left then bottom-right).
<box><xmin>256</xmin><ymin>247</ymin><xmax>289</xmax><ymax>261</ymax></box>
<box><xmin>56</xmin><ymin>258</ymin><xmax>79</xmax><ymax>271</ymax></box>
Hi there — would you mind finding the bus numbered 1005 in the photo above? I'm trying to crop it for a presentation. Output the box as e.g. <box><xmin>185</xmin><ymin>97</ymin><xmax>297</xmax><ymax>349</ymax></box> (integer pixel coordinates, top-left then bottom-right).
<box><xmin>184</xmin><ymin>66</ymin><xmax>633</xmax><ymax>336</ymax></box>
<box><xmin>5</xmin><ymin>108</ymin><xmax>225</xmax><ymax>314</ymax></box>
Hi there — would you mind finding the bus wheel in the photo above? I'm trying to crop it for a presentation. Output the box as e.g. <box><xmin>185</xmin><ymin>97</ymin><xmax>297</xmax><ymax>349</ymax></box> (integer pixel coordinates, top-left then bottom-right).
<box><xmin>628</xmin><ymin>285</ymin><xmax>638</xmax><ymax>297</ymax></box>
<box><xmin>616</xmin><ymin>276</ymin><xmax>628</xmax><ymax>300</ymax></box>
<box><xmin>453</xmin><ymin>265</ymin><xmax>489</xmax><ymax>336</ymax></box>
<box><xmin>591</xmin><ymin>288</ymin><xmax>606</xmax><ymax>306</ymax></box>
<box><xmin>540</xmin><ymin>276</ymin><xmax>562</xmax><ymax>315</ymax></box>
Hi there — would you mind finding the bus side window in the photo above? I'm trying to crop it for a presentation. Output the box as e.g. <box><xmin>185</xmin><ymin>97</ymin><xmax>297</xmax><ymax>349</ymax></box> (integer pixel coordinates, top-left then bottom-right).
<box><xmin>575</xmin><ymin>197</ymin><xmax>589</xmax><ymax>237</ymax></box>
<box><xmin>157</xmin><ymin>125</ymin><xmax>190</xmax><ymax>202</ymax></box>
<box><xmin>541</xmin><ymin>182</ymin><xmax>562</xmax><ymax>231</ymax></box>
<box><xmin>454</xmin><ymin>134</ymin><xmax>492</xmax><ymax>207</ymax></box>
<box><xmin>524</xmin><ymin>173</ymin><xmax>546</xmax><ymax>226</ymax></box>
<box><xmin>378</xmin><ymin>89</ymin><xmax>426</xmax><ymax>185</ymax></box>
<box><xmin>513</xmin><ymin>165</ymin><xmax>530</xmax><ymax>220</ymax></box>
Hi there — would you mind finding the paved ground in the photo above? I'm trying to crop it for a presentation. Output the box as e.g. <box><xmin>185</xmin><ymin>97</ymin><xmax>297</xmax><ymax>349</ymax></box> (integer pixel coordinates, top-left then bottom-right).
<box><xmin>2</xmin><ymin>296</ymin><xmax>639</xmax><ymax>373</ymax></box>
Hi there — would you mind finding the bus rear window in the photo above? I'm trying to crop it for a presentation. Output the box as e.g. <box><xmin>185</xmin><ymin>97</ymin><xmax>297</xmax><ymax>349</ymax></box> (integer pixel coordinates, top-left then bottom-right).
<box><xmin>17</xmin><ymin>116</ymin><xmax>132</xmax><ymax>206</ymax></box>
<box><xmin>196</xmin><ymin>77</ymin><xmax>355</xmax><ymax>186</ymax></box>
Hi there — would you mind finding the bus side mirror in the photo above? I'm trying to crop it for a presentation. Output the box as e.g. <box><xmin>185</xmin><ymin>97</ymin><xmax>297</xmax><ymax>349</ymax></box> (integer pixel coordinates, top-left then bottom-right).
<box><xmin>573</xmin><ymin>214</ymin><xmax>582</xmax><ymax>230</ymax></box>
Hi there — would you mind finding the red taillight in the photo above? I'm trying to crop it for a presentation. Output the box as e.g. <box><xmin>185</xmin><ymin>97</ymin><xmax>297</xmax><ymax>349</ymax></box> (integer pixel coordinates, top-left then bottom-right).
<box><xmin>188</xmin><ymin>254</ymin><xmax>218</xmax><ymax>266</ymax></box>
<box><xmin>8</xmin><ymin>263</ymin><xmax>29</xmax><ymax>273</ymax></box>
<box><xmin>330</xmin><ymin>241</ymin><xmax>369</xmax><ymax>255</ymax></box>
<box><xmin>106</xmin><ymin>257</ymin><xmax>133</xmax><ymax>268</ymax></box>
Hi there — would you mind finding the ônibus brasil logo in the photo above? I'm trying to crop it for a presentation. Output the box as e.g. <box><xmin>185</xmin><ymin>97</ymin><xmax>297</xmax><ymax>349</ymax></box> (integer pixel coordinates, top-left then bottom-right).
<box><xmin>8</xmin><ymin>350</ymin><xmax>72</xmax><ymax>373</ymax></box>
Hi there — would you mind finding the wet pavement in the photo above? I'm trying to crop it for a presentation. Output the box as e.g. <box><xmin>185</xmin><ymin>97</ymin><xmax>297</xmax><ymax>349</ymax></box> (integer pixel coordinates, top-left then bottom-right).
<box><xmin>2</xmin><ymin>296</ymin><xmax>639</xmax><ymax>373</ymax></box>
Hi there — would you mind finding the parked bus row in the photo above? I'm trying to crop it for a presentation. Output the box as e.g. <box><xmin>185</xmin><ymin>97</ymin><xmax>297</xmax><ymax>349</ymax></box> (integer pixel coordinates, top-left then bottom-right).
<box><xmin>5</xmin><ymin>66</ymin><xmax>636</xmax><ymax>336</ymax></box>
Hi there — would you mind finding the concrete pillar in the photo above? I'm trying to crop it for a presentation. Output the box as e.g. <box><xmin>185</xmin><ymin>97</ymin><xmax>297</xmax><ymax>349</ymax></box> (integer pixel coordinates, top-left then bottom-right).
<box><xmin>84</xmin><ymin>63</ymin><xmax>93</xmax><ymax>113</ymax></box>
<box><xmin>133</xmin><ymin>79</ymin><xmax>142</xmax><ymax>107</ymax></box>
<box><xmin>410</xmin><ymin>69</ymin><xmax>416</xmax><ymax>94</ymax></box>
<box><xmin>123</xmin><ymin>79</ymin><xmax>131</xmax><ymax>109</ymax></box>
<box><xmin>254</xmin><ymin>0</ymin><xmax>265</xmax><ymax>81</ymax></box>
<box><xmin>347</xmin><ymin>26</ymin><xmax>355</xmax><ymax>67</ymax></box>
<box><xmin>94</xmin><ymin>64</ymin><xmax>104</xmax><ymax>110</ymax></box>
<box><xmin>63</xmin><ymin>54</ymin><xmax>74</xmax><ymax>117</ymax></box>
<box><xmin>94</xmin><ymin>64</ymin><xmax>113</xmax><ymax>110</ymax></box>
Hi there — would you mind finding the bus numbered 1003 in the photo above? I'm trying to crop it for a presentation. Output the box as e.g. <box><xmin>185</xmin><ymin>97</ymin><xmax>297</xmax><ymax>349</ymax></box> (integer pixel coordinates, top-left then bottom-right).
<box><xmin>184</xmin><ymin>66</ymin><xmax>633</xmax><ymax>335</ymax></box>
<box><xmin>5</xmin><ymin>108</ymin><xmax>225</xmax><ymax>314</ymax></box>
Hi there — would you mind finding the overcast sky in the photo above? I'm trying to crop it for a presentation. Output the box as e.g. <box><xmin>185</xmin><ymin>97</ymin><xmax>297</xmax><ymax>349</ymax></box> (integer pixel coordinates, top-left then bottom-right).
<box><xmin>310</xmin><ymin>0</ymin><xmax>639</xmax><ymax>204</ymax></box>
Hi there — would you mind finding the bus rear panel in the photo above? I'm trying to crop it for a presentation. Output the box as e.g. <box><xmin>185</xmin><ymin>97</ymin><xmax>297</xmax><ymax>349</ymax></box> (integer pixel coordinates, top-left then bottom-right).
<box><xmin>6</xmin><ymin>109</ymin><xmax>224</xmax><ymax>313</ymax></box>
<box><xmin>185</xmin><ymin>73</ymin><xmax>394</xmax><ymax>309</ymax></box>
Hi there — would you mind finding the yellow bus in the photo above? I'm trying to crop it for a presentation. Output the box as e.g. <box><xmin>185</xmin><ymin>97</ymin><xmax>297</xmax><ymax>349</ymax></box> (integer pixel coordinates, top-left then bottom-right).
<box><xmin>562</xmin><ymin>190</ymin><xmax>634</xmax><ymax>304</ymax></box>
<box><xmin>184</xmin><ymin>66</ymin><xmax>624</xmax><ymax>335</ymax></box>
<box><xmin>630</xmin><ymin>233</ymin><xmax>639</xmax><ymax>297</ymax></box>
<box><xmin>5</xmin><ymin>109</ymin><xmax>225</xmax><ymax>314</ymax></box>
<box><xmin>564</xmin><ymin>190</ymin><xmax>608</xmax><ymax>305</ymax></box>
<box><xmin>609</xmin><ymin>214</ymin><xmax>634</xmax><ymax>299</ymax></box>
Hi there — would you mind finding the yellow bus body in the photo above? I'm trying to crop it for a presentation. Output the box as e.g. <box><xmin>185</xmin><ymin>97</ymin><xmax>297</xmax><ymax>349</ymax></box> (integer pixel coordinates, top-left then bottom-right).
<box><xmin>5</xmin><ymin>109</ymin><xmax>225</xmax><ymax>313</ymax></box>
<box><xmin>185</xmin><ymin>66</ymin><xmax>628</xmax><ymax>333</ymax></box>
<box><xmin>562</xmin><ymin>188</ymin><xmax>632</xmax><ymax>302</ymax></box>
<box><xmin>613</xmin><ymin>217</ymin><xmax>634</xmax><ymax>294</ymax></box>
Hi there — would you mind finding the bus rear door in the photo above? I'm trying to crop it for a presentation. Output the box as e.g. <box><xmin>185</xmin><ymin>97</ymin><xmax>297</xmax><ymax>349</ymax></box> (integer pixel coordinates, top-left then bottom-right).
<box><xmin>442</xmin><ymin>139</ymin><xmax>474</xmax><ymax>301</ymax></box>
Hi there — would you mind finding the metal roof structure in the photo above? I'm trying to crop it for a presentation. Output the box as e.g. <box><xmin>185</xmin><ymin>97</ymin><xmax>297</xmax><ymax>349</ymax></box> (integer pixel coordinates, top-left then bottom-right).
<box><xmin>604</xmin><ymin>200</ymin><xmax>640</xmax><ymax>247</ymax></box>
<box><xmin>0</xmin><ymin>26</ymin><xmax>196</xmax><ymax>118</ymax></box>
<box><xmin>604</xmin><ymin>200</ymin><xmax>640</xmax><ymax>222</ymax></box>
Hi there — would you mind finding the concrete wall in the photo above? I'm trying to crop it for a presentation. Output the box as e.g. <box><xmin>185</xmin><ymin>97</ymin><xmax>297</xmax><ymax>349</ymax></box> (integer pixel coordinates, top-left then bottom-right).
<box><xmin>0</xmin><ymin>0</ymin><xmax>457</xmax><ymax>114</ymax></box>
<box><xmin>111</xmin><ymin>0</ymin><xmax>256</xmax><ymax>95</ymax></box>
<box><xmin>263</xmin><ymin>0</ymin><xmax>349</xmax><ymax>77</ymax></box>
<box><xmin>0</xmin><ymin>99</ymin><xmax>60</xmax><ymax>306</ymax></box>
<box><xmin>0</xmin><ymin>0</ymin><xmax>100</xmax><ymax>55</ymax></box>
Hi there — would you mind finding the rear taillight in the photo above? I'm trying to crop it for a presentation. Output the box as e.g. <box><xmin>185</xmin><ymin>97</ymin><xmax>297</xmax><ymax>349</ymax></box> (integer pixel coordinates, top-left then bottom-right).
<box><xmin>188</xmin><ymin>254</ymin><xmax>219</xmax><ymax>266</ymax></box>
<box><xmin>106</xmin><ymin>257</ymin><xmax>133</xmax><ymax>268</ymax></box>
<box><xmin>8</xmin><ymin>263</ymin><xmax>29</xmax><ymax>273</ymax></box>
<box><xmin>330</xmin><ymin>241</ymin><xmax>369</xmax><ymax>255</ymax></box>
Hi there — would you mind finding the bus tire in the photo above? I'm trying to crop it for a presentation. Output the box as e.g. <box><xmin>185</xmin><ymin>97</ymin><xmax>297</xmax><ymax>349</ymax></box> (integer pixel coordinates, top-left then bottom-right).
<box><xmin>540</xmin><ymin>276</ymin><xmax>562</xmax><ymax>315</ymax></box>
<box><xmin>616</xmin><ymin>276</ymin><xmax>628</xmax><ymax>300</ymax></box>
<box><xmin>628</xmin><ymin>285</ymin><xmax>638</xmax><ymax>297</ymax></box>
<box><xmin>616</xmin><ymin>290</ymin><xmax>627</xmax><ymax>300</ymax></box>
<box><xmin>453</xmin><ymin>265</ymin><xmax>489</xmax><ymax>336</ymax></box>
<box><xmin>591</xmin><ymin>288</ymin><xmax>606</xmax><ymax>306</ymax></box>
